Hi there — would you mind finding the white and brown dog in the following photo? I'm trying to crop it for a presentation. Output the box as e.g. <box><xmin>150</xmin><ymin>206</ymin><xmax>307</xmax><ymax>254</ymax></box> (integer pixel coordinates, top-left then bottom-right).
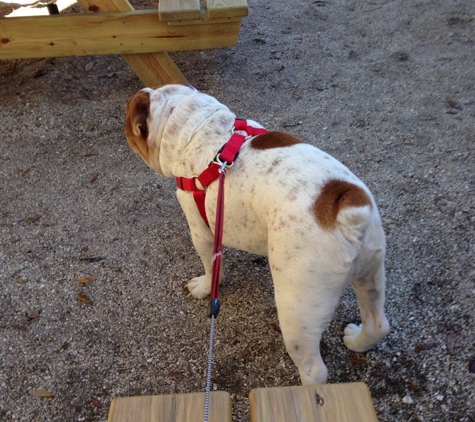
<box><xmin>125</xmin><ymin>84</ymin><xmax>390</xmax><ymax>385</ymax></box>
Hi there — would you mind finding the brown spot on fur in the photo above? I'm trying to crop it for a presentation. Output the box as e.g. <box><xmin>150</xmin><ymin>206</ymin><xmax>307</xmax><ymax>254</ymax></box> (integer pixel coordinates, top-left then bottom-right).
<box><xmin>125</xmin><ymin>90</ymin><xmax>151</xmax><ymax>164</ymax></box>
<box><xmin>251</xmin><ymin>131</ymin><xmax>303</xmax><ymax>150</ymax></box>
<box><xmin>314</xmin><ymin>180</ymin><xmax>372</xmax><ymax>229</ymax></box>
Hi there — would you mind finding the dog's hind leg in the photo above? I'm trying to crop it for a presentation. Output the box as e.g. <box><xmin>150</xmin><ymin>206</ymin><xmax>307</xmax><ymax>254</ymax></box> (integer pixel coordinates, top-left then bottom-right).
<box><xmin>343</xmin><ymin>257</ymin><xmax>390</xmax><ymax>352</ymax></box>
<box><xmin>270</xmin><ymin>256</ymin><xmax>348</xmax><ymax>385</ymax></box>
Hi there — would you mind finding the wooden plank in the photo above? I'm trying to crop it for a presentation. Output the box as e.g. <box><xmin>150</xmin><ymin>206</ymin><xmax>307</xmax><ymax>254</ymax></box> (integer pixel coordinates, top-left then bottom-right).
<box><xmin>249</xmin><ymin>383</ymin><xmax>379</xmax><ymax>422</ymax></box>
<box><xmin>0</xmin><ymin>11</ymin><xmax>241</xmax><ymax>60</ymax></box>
<box><xmin>205</xmin><ymin>0</ymin><xmax>248</xmax><ymax>20</ymax></box>
<box><xmin>77</xmin><ymin>0</ymin><xmax>133</xmax><ymax>14</ymax></box>
<box><xmin>76</xmin><ymin>0</ymin><xmax>187</xmax><ymax>87</ymax></box>
<box><xmin>108</xmin><ymin>391</ymin><xmax>232</xmax><ymax>422</ymax></box>
<box><xmin>121</xmin><ymin>52</ymin><xmax>187</xmax><ymax>88</ymax></box>
<box><xmin>159</xmin><ymin>0</ymin><xmax>201</xmax><ymax>22</ymax></box>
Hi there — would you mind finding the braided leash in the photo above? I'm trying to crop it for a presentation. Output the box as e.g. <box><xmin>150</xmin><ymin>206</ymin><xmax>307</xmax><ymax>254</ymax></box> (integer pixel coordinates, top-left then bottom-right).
<box><xmin>204</xmin><ymin>313</ymin><xmax>217</xmax><ymax>421</ymax></box>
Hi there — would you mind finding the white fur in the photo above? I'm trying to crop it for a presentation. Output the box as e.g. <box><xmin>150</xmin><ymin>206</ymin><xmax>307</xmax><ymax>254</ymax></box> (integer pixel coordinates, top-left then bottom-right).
<box><xmin>125</xmin><ymin>85</ymin><xmax>390</xmax><ymax>385</ymax></box>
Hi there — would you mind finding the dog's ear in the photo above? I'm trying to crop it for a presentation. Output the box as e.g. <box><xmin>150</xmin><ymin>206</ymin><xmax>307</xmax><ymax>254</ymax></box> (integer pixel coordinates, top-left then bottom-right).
<box><xmin>126</xmin><ymin>90</ymin><xmax>150</xmax><ymax>138</ymax></box>
<box><xmin>125</xmin><ymin>90</ymin><xmax>152</xmax><ymax>164</ymax></box>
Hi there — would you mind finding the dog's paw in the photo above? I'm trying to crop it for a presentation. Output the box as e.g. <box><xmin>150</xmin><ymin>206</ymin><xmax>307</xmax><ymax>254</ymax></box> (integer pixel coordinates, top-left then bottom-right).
<box><xmin>186</xmin><ymin>276</ymin><xmax>211</xmax><ymax>300</ymax></box>
<box><xmin>343</xmin><ymin>323</ymin><xmax>367</xmax><ymax>352</ymax></box>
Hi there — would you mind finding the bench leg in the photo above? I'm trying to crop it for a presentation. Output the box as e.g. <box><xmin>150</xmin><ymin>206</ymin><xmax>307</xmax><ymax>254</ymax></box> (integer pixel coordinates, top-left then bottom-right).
<box><xmin>76</xmin><ymin>0</ymin><xmax>188</xmax><ymax>87</ymax></box>
<box><xmin>121</xmin><ymin>52</ymin><xmax>188</xmax><ymax>88</ymax></box>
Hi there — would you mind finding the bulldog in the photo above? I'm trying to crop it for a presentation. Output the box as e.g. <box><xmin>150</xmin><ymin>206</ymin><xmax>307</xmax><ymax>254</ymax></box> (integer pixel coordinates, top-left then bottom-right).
<box><xmin>125</xmin><ymin>84</ymin><xmax>390</xmax><ymax>385</ymax></box>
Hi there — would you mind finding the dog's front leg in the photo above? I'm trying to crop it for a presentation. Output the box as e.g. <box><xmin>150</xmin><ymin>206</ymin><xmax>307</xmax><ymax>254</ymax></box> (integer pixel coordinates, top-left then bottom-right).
<box><xmin>186</xmin><ymin>226</ymin><xmax>215</xmax><ymax>299</ymax></box>
<box><xmin>177</xmin><ymin>192</ymin><xmax>217</xmax><ymax>299</ymax></box>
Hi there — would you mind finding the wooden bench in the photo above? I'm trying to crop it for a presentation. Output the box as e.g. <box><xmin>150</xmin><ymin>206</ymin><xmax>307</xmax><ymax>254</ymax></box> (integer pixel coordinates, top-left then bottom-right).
<box><xmin>107</xmin><ymin>391</ymin><xmax>232</xmax><ymax>422</ymax></box>
<box><xmin>0</xmin><ymin>0</ymin><xmax>248</xmax><ymax>86</ymax></box>
<box><xmin>107</xmin><ymin>383</ymin><xmax>378</xmax><ymax>421</ymax></box>
<box><xmin>249</xmin><ymin>383</ymin><xmax>379</xmax><ymax>422</ymax></box>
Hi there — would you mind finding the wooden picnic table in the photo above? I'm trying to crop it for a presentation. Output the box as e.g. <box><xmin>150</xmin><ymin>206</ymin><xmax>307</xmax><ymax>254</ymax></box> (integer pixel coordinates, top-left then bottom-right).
<box><xmin>0</xmin><ymin>0</ymin><xmax>248</xmax><ymax>86</ymax></box>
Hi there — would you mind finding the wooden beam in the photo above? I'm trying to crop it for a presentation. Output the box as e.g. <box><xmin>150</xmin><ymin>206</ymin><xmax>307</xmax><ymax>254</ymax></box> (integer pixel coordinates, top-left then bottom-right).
<box><xmin>120</xmin><ymin>51</ymin><xmax>187</xmax><ymax>88</ymax></box>
<box><xmin>0</xmin><ymin>11</ymin><xmax>241</xmax><ymax>60</ymax></box>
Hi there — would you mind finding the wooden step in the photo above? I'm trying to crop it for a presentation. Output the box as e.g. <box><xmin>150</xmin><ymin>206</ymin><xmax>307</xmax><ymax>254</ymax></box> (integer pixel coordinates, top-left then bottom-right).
<box><xmin>108</xmin><ymin>391</ymin><xmax>232</xmax><ymax>422</ymax></box>
<box><xmin>249</xmin><ymin>382</ymin><xmax>378</xmax><ymax>422</ymax></box>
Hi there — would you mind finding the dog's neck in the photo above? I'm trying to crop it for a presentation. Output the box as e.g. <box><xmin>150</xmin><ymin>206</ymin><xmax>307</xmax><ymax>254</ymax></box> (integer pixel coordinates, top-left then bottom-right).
<box><xmin>153</xmin><ymin>93</ymin><xmax>236</xmax><ymax>178</ymax></box>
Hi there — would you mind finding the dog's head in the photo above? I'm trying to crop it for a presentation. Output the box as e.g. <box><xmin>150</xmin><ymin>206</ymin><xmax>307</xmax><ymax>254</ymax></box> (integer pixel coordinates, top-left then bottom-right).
<box><xmin>125</xmin><ymin>84</ymin><xmax>197</xmax><ymax>174</ymax></box>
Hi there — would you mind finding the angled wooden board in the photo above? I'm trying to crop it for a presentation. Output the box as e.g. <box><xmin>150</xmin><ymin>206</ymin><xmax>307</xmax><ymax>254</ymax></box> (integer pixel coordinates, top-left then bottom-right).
<box><xmin>77</xmin><ymin>0</ymin><xmax>187</xmax><ymax>87</ymax></box>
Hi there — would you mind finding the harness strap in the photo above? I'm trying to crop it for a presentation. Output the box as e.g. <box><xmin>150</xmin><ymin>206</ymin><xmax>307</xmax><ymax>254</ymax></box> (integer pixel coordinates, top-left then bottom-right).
<box><xmin>176</xmin><ymin>119</ymin><xmax>267</xmax><ymax>226</ymax></box>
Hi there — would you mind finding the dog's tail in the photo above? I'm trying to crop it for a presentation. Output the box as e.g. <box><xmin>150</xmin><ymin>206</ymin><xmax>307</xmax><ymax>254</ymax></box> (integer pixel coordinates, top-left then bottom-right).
<box><xmin>314</xmin><ymin>179</ymin><xmax>373</xmax><ymax>244</ymax></box>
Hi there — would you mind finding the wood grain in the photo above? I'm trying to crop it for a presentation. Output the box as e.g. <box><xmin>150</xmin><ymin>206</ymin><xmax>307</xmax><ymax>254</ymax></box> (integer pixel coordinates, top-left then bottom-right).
<box><xmin>0</xmin><ymin>11</ymin><xmax>241</xmax><ymax>60</ymax></box>
<box><xmin>108</xmin><ymin>391</ymin><xmax>232</xmax><ymax>422</ymax></box>
<box><xmin>249</xmin><ymin>383</ymin><xmax>379</xmax><ymax>422</ymax></box>
<box><xmin>206</xmin><ymin>0</ymin><xmax>248</xmax><ymax>19</ymax></box>
<box><xmin>158</xmin><ymin>0</ymin><xmax>201</xmax><ymax>22</ymax></box>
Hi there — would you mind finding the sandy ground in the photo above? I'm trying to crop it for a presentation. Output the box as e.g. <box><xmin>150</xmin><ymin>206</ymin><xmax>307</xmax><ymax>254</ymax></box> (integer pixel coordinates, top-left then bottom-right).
<box><xmin>1</xmin><ymin>0</ymin><xmax>474</xmax><ymax>421</ymax></box>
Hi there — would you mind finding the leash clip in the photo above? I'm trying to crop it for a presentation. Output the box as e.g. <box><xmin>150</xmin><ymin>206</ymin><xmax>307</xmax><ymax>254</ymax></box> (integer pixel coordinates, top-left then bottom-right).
<box><xmin>213</xmin><ymin>153</ymin><xmax>233</xmax><ymax>173</ymax></box>
<box><xmin>209</xmin><ymin>298</ymin><xmax>221</xmax><ymax>318</ymax></box>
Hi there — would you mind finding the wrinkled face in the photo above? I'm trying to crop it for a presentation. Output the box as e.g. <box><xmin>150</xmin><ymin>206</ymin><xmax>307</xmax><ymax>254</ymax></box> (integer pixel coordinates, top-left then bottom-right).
<box><xmin>124</xmin><ymin>84</ymin><xmax>196</xmax><ymax>172</ymax></box>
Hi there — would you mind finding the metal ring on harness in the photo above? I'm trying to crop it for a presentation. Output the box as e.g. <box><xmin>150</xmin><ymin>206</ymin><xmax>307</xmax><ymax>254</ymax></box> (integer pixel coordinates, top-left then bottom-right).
<box><xmin>213</xmin><ymin>154</ymin><xmax>233</xmax><ymax>172</ymax></box>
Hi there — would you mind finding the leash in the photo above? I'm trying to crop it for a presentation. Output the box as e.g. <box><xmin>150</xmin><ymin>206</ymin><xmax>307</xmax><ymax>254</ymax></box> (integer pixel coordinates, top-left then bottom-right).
<box><xmin>204</xmin><ymin>165</ymin><xmax>226</xmax><ymax>422</ymax></box>
<box><xmin>174</xmin><ymin>119</ymin><xmax>267</xmax><ymax>422</ymax></box>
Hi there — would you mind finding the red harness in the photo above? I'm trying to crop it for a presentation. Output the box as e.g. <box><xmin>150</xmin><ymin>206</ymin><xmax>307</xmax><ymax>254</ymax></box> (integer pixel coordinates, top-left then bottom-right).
<box><xmin>176</xmin><ymin>119</ymin><xmax>267</xmax><ymax>226</ymax></box>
